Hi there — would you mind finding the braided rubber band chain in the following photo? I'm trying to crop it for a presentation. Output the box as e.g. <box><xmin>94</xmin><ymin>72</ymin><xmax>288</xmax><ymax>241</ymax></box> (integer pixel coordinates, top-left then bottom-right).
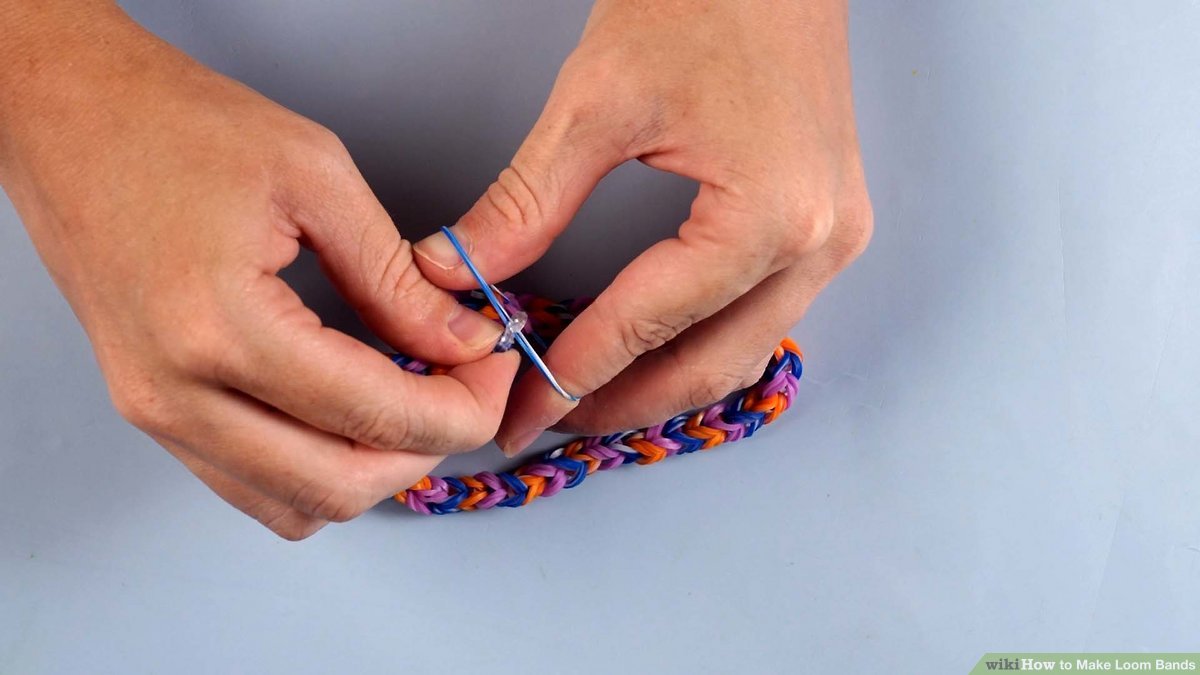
<box><xmin>388</xmin><ymin>229</ymin><xmax>804</xmax><ymax>515</ymax></box>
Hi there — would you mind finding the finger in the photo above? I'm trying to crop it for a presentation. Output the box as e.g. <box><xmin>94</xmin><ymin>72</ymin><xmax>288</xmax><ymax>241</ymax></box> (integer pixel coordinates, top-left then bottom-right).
<box><xmin>280</xmin><ymin>133</ymin><xmax>503</xmax><ymax>363</ymax></box>
<box><xmin>494</xmin><ymin>186</ymin><xmax>793</xmax><ymax>454</ymax></box>
<box><xmin>178</xmin><ymin>386</ymin><xmax>446</xmax><ymax>522</ymax></box>
<box><xmin>162</xmin><ymin>440</ymin><xmax>328</xmax><ymax>541</ymax></box>
<box><xmin>411</xmin><ymin>87</ymin><xmax>628</xmax><ymax>288</ymax></box>
<box><xmin>557</xmin><ymin>263</ymin><xmax>823</xmax><ymax>434</ymax></box>
<box><xmin>219</xmin><ymin>274</ymin><xmax>519</xmax><ymax>455</ymax></box>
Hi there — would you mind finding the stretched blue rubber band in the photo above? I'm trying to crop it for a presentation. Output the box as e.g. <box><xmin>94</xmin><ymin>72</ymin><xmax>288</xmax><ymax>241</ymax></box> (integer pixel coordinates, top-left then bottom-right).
<box><xmin>438</xmin><ymin>226</ymin><xmax>580</xmax><ymax>402</ymax></box>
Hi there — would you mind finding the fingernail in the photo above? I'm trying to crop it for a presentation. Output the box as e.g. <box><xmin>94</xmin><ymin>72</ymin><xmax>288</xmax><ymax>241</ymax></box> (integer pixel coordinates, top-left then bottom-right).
<box><xmin>502</xmin><ymin>428</ymin><xmax>545</xmax><ymax>458</ymax></box>
<box><xmin>448</xmin><ymin>305</ymin><xmax>502</xmax><ymax>350</ymax></box>
<box><xmin>414</xmin><ymin>227</ymin><xmax>466</xmax><ymax>270</ymax></box>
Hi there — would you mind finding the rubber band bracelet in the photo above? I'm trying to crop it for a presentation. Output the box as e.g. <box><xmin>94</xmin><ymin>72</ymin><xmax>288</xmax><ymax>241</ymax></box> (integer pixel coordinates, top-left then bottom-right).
<box><xmin>388</xmin><ymin>289</ymin><xmax>804</xmax><ymax>515</ymax></box>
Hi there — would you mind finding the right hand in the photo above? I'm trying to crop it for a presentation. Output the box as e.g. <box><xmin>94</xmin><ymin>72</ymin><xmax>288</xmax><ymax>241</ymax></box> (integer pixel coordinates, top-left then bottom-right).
<box><xmin>0</xmin><ymin>4</ymin><xmax>517</xmax><ymax>539</ymax></box>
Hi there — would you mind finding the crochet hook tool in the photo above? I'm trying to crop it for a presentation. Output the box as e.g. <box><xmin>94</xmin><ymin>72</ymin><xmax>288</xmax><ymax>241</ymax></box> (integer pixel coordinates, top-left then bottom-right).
<box><xmin>437</xmin><ymin>226</ymin><xmax>580</xmax><ymax>402</ymax></box>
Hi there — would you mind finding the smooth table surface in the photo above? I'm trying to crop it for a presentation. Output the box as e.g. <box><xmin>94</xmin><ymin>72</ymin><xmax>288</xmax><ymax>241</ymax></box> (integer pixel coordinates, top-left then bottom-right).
<box><xmin>2</xmin><ymin>2</ymin><xmax>1198</xmax><ymax>673</ymax></box>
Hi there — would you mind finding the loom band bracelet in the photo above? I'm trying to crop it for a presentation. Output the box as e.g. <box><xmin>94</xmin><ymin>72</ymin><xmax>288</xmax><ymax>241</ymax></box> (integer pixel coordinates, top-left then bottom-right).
<box><xmin>388</xmin><ymin>227</ymin><xmax>805</xmax><ymax>513</ymax></box>
<box><xmin>393</xmin><ymin>333</ymin><xmax>803</xmax><ymax>515</ymax></box>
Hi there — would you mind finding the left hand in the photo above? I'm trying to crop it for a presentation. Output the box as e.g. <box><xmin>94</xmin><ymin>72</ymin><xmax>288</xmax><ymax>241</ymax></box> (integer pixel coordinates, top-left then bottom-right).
<box><xmin>414</xmin><ymin>0</ymin><xmax>873</xmax><ymax>454</ymax></box>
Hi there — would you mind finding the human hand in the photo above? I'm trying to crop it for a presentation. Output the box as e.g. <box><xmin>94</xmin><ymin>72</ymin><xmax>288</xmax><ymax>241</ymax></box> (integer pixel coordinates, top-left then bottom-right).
<box><xmin>0</xmin><ymin>3</ymin><xmax>517</xmax><ymax>539</ymax></box>
<box><xmin>413</xmin><ymin>0</ymin><xmax>872</xmax><ymax>453</ymax></box>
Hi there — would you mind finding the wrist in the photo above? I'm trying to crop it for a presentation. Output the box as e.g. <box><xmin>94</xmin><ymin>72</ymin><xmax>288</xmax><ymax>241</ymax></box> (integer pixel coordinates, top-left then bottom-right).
<box><xmin>0</xmin><ymin>1</ymin><xmax>140</xmax><ymax>174</ymax></box>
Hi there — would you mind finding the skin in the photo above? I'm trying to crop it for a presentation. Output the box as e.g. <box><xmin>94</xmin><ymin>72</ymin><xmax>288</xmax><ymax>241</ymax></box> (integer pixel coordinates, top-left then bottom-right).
<box><xmin>0</xmin><ymin>1</ymin><xmax>518</xmax><ymax>540</ymax></box>
<box><xmin>0</xmin><ymin>0</ymin><xmax>870</xmax><ymax>538</ymax></box>
<box><xmin>414</xmin><ymin>0</ymin><xmax>873</xmax><ymax>455</ymax></box>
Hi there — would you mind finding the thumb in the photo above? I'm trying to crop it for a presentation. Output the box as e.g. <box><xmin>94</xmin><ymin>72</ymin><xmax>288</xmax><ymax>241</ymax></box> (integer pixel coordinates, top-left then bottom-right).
<box><xmin>281</xmin><ymin>134</ymin><xmax>504</xmax><ymax>365</ymax></box>
<box><xmin>413</xmin><ymin>99</ymin><xmax>628</xmax><ymax>289</ymax></box>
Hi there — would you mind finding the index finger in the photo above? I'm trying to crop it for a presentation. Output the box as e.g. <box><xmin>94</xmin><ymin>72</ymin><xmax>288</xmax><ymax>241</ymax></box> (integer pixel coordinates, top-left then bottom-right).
<box><xmin>494</xmin><ymin>188</ymin><xmax>785</xmax><ymax>452</ymax></box>
<box><xmin>214</xmin><ymin>274</ymin><xmax>519</xmax><ymax>455</ymax></box>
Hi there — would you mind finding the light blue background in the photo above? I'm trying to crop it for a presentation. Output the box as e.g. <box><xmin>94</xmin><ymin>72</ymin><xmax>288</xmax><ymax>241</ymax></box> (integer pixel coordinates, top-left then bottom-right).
<box><xmin>2</xmin><ymin>2</ymin><xmax>1198</xmax><ymax>673</ymax></box>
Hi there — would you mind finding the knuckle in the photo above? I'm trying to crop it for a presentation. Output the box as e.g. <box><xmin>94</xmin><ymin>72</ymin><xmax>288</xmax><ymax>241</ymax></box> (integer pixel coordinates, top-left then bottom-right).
<box><xmin>165</xmin><ymin>317</ymin><xmax>239</xmax><ymax>380</ymax></box>
<box><xmin>260</xmin><ymin>511</ymin><xmax>321</xmax><ymax>542</ymax></box>
<box><xmin>777</xmin><ymin>201</ymin><xmax>836</xmax><ymax>263</ymax></box>
<box><xmin>108</xmin><ymin>376</ymin><xmax>167</xmax><ymax>433</ymax></box>
<box><xmin>289</xmin><ymin>475</ymin><xmax>373</xmax><ymax>523</ymax></box>
<box><xmin>306</xmin><ymin>125</ymin><xmax>352</xmax><ymax>162</ymax></box>
<box><xmin>268</xmin><ymin>523</ymin><xmax>313</xmax><ymax>542</ymax></box>
<box><xmin>560</xmin><ymin>46</ymin><xmax>624</xmax><ymax>91</ymax></box>
<box><xmin>827</xmin><ymin>198</ymin><xmax>875</xmax><ymax>268</ymax></box>
<box><xmin>687</xmin><ymin>368</ymin><xmax>760</xmax><ymax>411</ymax></box>
<box><xmin>105</xmin><ymin>366</ymin><xmax>190</xmax><ymax>437</ymax></box>
<box><xmin>775</xmin><ymin>193</ymin><xmax>875</xmax><ymax>269</ymax></box>
<box><xmin>458</xmin><ymin>414</ymin><xmax>501</xmax><ymax>453</ymax></box>
<box><xmin>617</xmin><ymin>313</ymin><xmax>690</xmax><ymax>359</ymax></box>
<box><xmin>341</xmin><ymin>403</ymin><xmax>418</xmax><ymax>453</ymax></box>
<box><xmin>554</xmin><ymin>53</ymin><xmax>620</xmax><ymax>120</ymax></box>
<box><xmin>419</xmin><ymin>400</ymin><xmax>502</xmax><ymax>455</ymax></box>
<box><xmin>371</xmin><ymin>239</ymin><xmax>426</xmax><ymax>310</ymax></box>
<box><xmin>291</xmin><ymin>124</ymin><xmax>356</xmax><ymax>180</ymax></box>
<box><xmin>484</xmin><ymin>165</ymin><xmax>544</xmax><ymax>230</ymax></box>
<box><xmin>542</xmin><ymin>50</ymin><xmax>647</xmax><ymax>156</ymax></box>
